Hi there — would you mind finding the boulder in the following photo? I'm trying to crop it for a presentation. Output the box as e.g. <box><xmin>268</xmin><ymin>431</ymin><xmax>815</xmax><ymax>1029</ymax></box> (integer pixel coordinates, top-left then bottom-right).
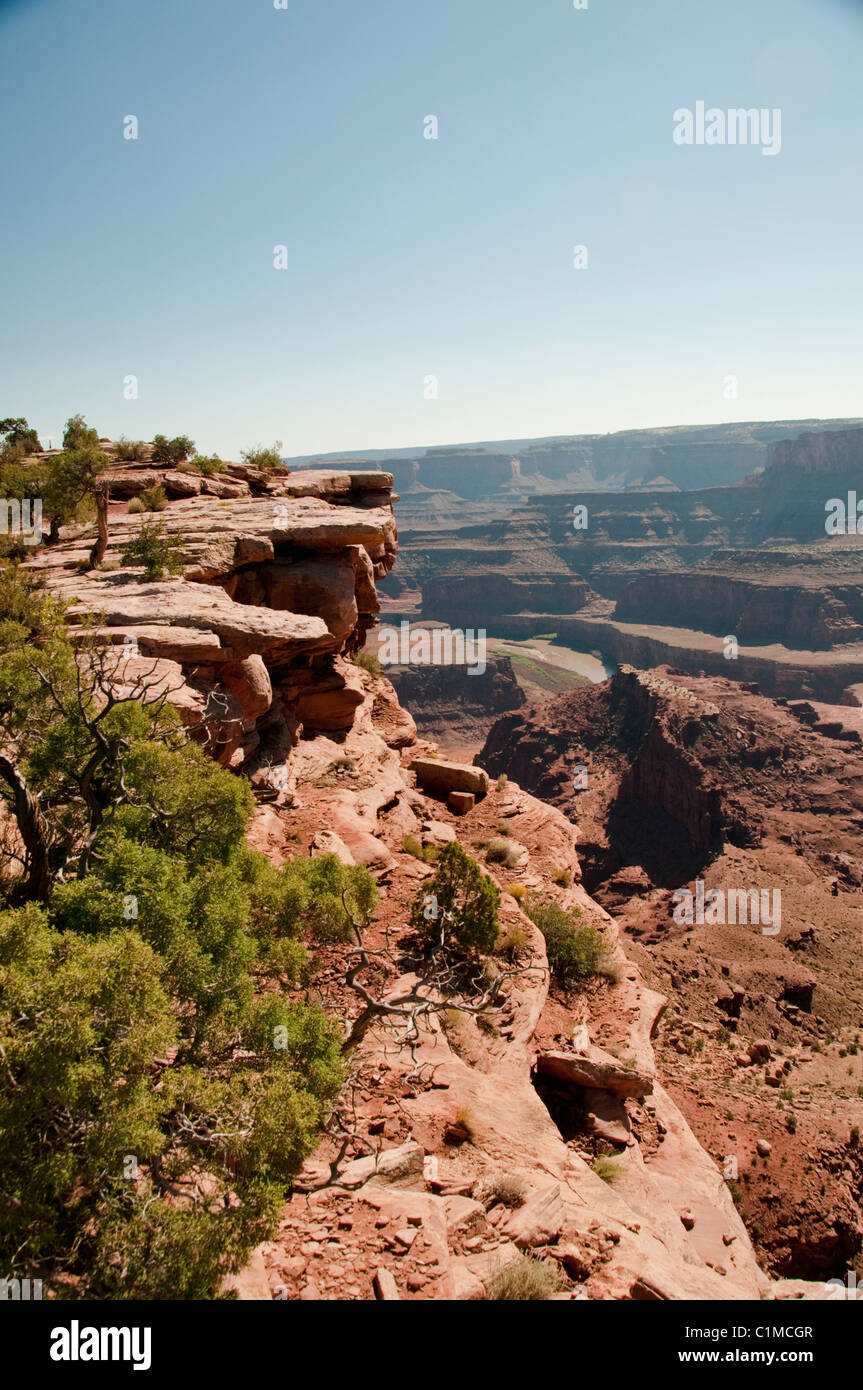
<box><xmin>163</xmin><ymin>471</ymin><xmax>203</xmax><ymax>498</ymax></box>
<box><xmin>502</xmin><ymin>1183</ymin><xmax>566</xmax><ymax>1249</ymax></box>
<box><xmin>201</xmin><ymin>475</ymin><xmax>250</xmax><ymax>499</ymax></box>
<box><xmin>410</xmin><ymin>757</ymin><xmax>489</xmax><ymax>800</ymax></box>
<box><xmin>338</xmin><ymin>1141</ymin><xmax>425</xmax><ymax>1189</ymax></box>
<box><xmin>309</xmin><ymin>830</ymin><xmax>356</xmax><ymax>866</ymax></box>
<box><xmin>423</xmin><ymin>820</ymin><xmax>457</xmax><ymax>846</ymax></box>
<box><xmin>373</xmin><ymin>1268</ymin><xmax>400</xmax><ymax>1301</ymax></box>
<box><xmin>445</xmin><ymin>1264</ymin><xmax>485</xmax><ymax>1301</ymax></box>
<box><xmin>105</xmin><ymin>468</ymin><xmax>162</xmax><ymax>498</ymax></box>
<box><xmin>219</xmin><ymin>655</ymin><xmax>272</xmax><ymax>720</ymax></box>
<box><xmin>582</xmin><ymin>1087</ymin><xmax>632</xmax><ymax>1147</ymax></box>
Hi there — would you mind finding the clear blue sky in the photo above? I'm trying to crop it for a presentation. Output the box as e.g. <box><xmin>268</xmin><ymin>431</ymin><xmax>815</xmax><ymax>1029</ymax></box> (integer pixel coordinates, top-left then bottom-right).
<box><xmin>1</xmin><ymin>0</ymin><xmax>862</xmax><ymax>457</ymax></box>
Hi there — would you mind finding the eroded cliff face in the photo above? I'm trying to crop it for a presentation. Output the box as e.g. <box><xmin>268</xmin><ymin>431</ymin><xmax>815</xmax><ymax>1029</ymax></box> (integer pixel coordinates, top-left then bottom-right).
<box><xmin>237</xmin><ymin>671</ymin><xmax>776</xmax><ymax>1302</ymax></box>
<box><xmin>30</xmin><ymin>478</ymin><xmax>837</xmax><ymax>1299</ymax></box>
<box><xmin>384</xmin><ymin>653</ymin><xmax>526</xmax><ymax>758</ymax></box>
<box><xmin>28</xmin><ymin>468</ymin><xmax>397</xmax><ymax>771</ymax></box>
<box><xmin>389</xmin><ymin>424</ymin><xmax>863</xmax><ymax>703</ymax></box>
<box><xmin>615</xmin><ymin>571</ymin><xmax>863</xmax><ymax>650</ymax></box>
<box><xmin>478</xmin><ymin>667</ymin><xmax>863</xmax><ymax>1278</ymax></box>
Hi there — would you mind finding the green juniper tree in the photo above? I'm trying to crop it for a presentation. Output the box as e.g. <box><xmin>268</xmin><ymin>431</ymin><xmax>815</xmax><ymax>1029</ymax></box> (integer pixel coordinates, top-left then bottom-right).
<box><xmin>0</xmin><ymin>566</ymin><xmax>371</xmax><ymax>1298</ymax></box>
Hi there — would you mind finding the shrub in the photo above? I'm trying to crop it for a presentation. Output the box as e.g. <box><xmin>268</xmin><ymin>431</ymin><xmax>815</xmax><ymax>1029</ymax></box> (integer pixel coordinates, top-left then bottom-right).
<box><xmin>553</xmin><ymin>866</ymin><xmax>573</xmax><ymax>888</ymax></box>
<box><xmin>496</xmin><ymin>924</ymin><xmax>529</xmax><ymax>962</ymax></box>
<box><xmin>241</xmin><ymin>442</ymin><xmax>283</xmax><ymax>470</ymax></box>
<box><xmin>0</xmin><ymin>583</ymin><xmax>382</xmax><ymax>1297</ymax></box>
<box><xmin>591</xmin><ymin>1156</ymin><xmax>621</xmax><ymax>1184</ymax></box>
<box><xmin>0</xmin><ymin>862</ymin><xmax>348</xmax><ymax>1298</ymax></box>
<box><xmin>477</xmin><ymin>1173</ymin><xmax>527</xmax><ymax>1209</ymax></box>
<box><xmin>402</xmin><ymin>835</ymin><xmax>439</xmax><ymax>864</ymax></box>
<box><xmin>128</xmin><ymin>496</ymin><xmax>145</xmax><ymax>514</ymax></box>
<box><xmin>140</xmin><ymin>484</ymin><xmax>168</xmax><ymax>512</ymax></box>
<box><xmin>121</xmin><ymin>518</ymin><xmax>184</xmax><ymax>579</ymax></box>
<box><xmin>62</xmin><ymin>413</ymin><xmax>100</xmax><ymax>450</ymax></box>
<box><xmin>487</xmin><ymin>1253</ymin><xmax>567</xmax><ymax>1301</ymax></box>
<box><xmin>317</xmin><ymin>756</ymin><xmax>358</xmax><ymax>788</ymax></box>
<box><xmin>484</xmin><ymin>837</ymin><xmax>520</xmax><ymax>868</ymax></box>
<box><xmin>36</xmin><ymin>438</ymin><xmax>109</xmax><ymax>539</ymax></box>
<box><xmin>509</xmin><ymin>883</ymin><xmax>527</xmax><ymax>901</ymax></box>
<box><xmin>454</xmin><ymin>1105</ymin><xmax>476</xmax><ymax>1141</ymax></box>
<box><xmin>354</xmin><ymin>648</ymin><xmax>381</xmax><ymax>676</ymax></box>
<box><xmin>0</xmin><ymin>417</ymin><xmax>41</xmax><ymax>453</ymax></box>
<box><xmin>495</xmin><ymin>773</ymin><xmax>508</xmax><ymax>791</ymax></box>
<box><xmin>525</xmin><ymin>897</ymin><xmax>610</xmax><ymax>986</ymax></box>
<box><xmin>114</xmin><ymin>438</ymin><xmax>149</xmax><ymax>462</ymax></box>
<box><xmin>151</xmin><ymin>434</ymin><xmax>195</xmax><ymax>464</ymax></box>
<box><xmin>188</xmin><ymin>453</ymin><xmax>225</xmax><ymax>476</ymax></box>
<box><xmin>410</xmin><ymin>842</ymin><xmax>499</xmax><ymax>955</ymax></box>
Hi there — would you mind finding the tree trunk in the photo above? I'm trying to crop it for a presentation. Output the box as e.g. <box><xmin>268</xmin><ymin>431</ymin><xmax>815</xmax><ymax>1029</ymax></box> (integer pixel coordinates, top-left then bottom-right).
<box><xmin>87</xmin><ymin>483</ymin><xmax>109</xmax><ymax>569</ymax></box>
<box><xmin>0</xmin><ymin>756</ymin><xmax>53</xmax><ymax>901</ymax></box>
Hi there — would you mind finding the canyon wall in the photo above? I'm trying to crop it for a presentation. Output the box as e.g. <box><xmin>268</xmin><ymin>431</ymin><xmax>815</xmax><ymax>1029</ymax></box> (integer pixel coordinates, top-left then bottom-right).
<box><xmin>386</xmin><ymin>425</ymin><xmax>863</xmax><ymax>703</ymax></box>
<box><xmin>477</xmin><ymin>667</ymin><xmax>863</xmax><ymax>1276</ymax></box>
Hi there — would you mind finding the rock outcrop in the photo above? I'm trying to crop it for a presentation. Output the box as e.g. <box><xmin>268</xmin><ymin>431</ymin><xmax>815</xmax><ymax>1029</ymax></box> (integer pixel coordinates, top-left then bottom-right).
<box><xmin>239</xmin><ymin>669</ymin><xmax>774</xmax><ymax>1300</ymax></box>
<box><xmin>478</xmin><ymin>665</ymin><xmax>863</xmax><ymax>1277</ymax></box>
<box><xmin>28</xmin><ymin>470</ymin><xmax>396</xmax><ymax>767</ymax></box>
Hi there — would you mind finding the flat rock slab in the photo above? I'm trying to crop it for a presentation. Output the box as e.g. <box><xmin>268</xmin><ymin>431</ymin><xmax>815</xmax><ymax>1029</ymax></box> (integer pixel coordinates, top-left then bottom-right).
<box><xmin>535</xmin><ymin>1049</ymin><xmax>653</xmax><ymax>1099</ymax></box>
<box><xmin>29</xmin><ymin>493</ymin><xmax>396</xmax><ymax>584</ymax></box>
<box><xmin>56</xmin><ymin>577</ymin><xmax>330</xmax><ymax>663</ymax></box>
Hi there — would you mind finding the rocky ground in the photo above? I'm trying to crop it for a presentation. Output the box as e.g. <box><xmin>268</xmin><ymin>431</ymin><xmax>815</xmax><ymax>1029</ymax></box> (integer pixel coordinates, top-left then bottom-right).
<box><xmin>238</xmin><ymin>673</ymin><xmax>776</xmax><ymax>1301</ymax></box>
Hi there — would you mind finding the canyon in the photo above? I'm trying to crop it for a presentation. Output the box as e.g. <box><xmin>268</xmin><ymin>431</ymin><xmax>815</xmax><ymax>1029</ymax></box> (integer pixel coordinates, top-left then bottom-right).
<box><xmin>380</xmin><ymin>422</ymin><xmax>863</xmax><ymax>709</ymax></box>
<box><xmin>288</xmin><ymin>417</ymin><xmax>861</xmax><ymax>501</ymax></box>
<box><xmin>479</xmin><ymin>666</ymin><xmax>863</xmax><ymax>1277</ymax></box>
<box><xmin>23</xmin><ymin>446</ymin><xmax>861</xmax><ymax>1299</ymax></box>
